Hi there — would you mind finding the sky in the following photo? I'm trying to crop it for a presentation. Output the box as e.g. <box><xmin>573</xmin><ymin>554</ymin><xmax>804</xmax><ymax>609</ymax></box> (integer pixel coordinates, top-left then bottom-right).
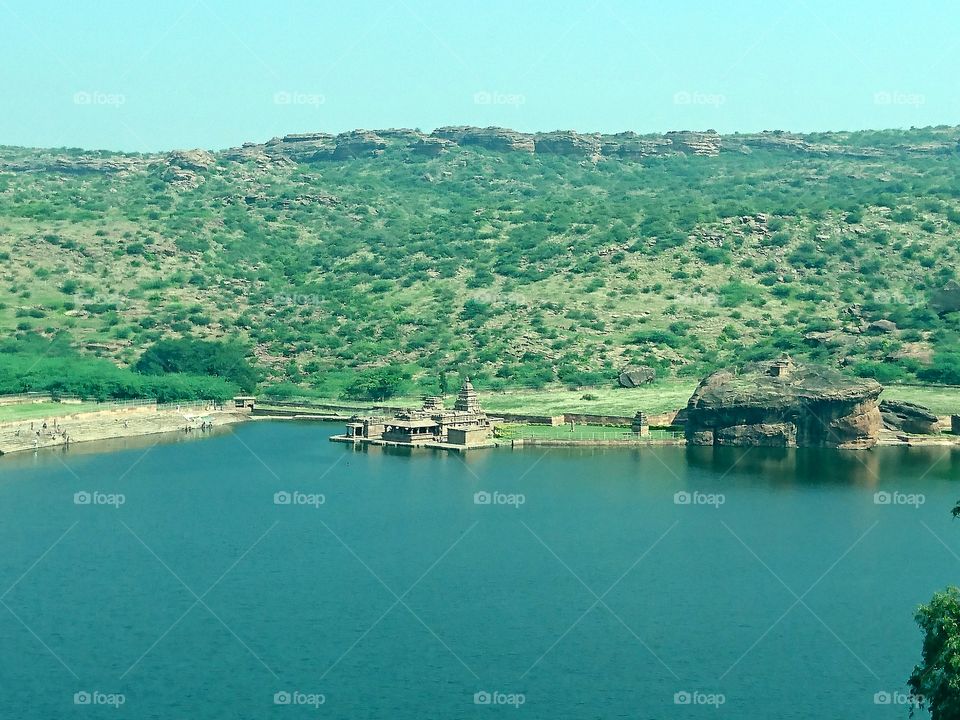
<box><xmin>0</xmin><ymin>0</ymin><xmax>957</xmax><ymax>152</ymax></box>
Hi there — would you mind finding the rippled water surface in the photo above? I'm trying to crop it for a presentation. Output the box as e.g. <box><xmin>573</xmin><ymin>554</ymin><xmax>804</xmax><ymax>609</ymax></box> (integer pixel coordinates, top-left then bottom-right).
<box><xmin>1</xmin><ymin>420</ymin><xmax>958</xmax><ymax>718</ymax></box>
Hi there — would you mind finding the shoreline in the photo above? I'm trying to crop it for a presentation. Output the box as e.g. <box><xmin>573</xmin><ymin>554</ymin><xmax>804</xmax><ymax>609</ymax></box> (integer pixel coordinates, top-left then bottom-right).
<box><xmin>2</xmin><ymin>399</ymin><xmax>960</xmax><ymax>461</ymax></box>
<box><xmin>0</xmin><ymin>404</ymin><xmax>249</xmax><ymax>457</ymax></box>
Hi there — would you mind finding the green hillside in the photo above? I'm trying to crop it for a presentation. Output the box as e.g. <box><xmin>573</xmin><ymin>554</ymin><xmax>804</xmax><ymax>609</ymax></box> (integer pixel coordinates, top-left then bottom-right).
<box><xmin>3</xmin><ymin>125</ymin><xmax>960</xmax><ymax>400</ymax></box>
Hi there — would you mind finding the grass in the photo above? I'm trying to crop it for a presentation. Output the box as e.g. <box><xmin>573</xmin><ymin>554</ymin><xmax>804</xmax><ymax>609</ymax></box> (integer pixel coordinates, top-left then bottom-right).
<box><xmin>0</xmin><ymin>402</ymin><xmax>103</xmax><ymax>422</ymax></box>
<box><xmin>286</xmin><ymin>381</ymin><xmax>960</xmax><ymax>419</ymax></box>
<box><xmin>267</xmin><ymin>381</ymin><xmax>696</xmax><ymax>418</ymax></box>
<box><xmin>880</xmin><ymin>384</ymin><xmax>960</xmax><ymax>416</ymax></box>
<box><xmin>497</xmin><ymin>424</ymin><xmax>682</xmax><ymax>441</ymax></box>
<box><xmin>476</xmin><ymin>382</ymin><xmax>696</xmax><ymax>417</ymax></box>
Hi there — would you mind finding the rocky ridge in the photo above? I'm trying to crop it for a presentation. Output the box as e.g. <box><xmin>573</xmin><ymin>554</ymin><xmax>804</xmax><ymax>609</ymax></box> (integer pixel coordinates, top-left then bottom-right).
<box><xmin>4</xmin><ymin>126</ymin><xmax>957</xmax><ymax>176</ymax></box>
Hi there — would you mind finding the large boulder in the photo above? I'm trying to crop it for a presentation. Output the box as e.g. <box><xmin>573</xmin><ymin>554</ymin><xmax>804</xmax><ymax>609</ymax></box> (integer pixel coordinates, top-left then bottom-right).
<box><xmin>930</xmin><ymin>280</ymin><xmax>960</xmax><ymax>315</ymax></box>
<box><xmin>684</xmin><ymin>358</ymin><xmax>883</xmax><ymax>448</ymax></box>
<box><xmin>868</xmin><ymin>319</ymin><xmax>898</xmax><ymax>334</ymax></box>
<box><xmin>879</xmin><ymin>400</ymin><xmax>940</xmax><ymax>434</ymax></box>
<box><xmin>618</xmin><ymin>366</ymin><xmax>656</xmax><ymax>388</ymax></box>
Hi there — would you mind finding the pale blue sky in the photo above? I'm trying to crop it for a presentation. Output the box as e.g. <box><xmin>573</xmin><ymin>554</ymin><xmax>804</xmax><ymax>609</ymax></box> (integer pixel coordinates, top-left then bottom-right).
<box><xmin>1</xmin><ymin>0</ymin><xmax>956</xmax><ymax>151</ymax></box>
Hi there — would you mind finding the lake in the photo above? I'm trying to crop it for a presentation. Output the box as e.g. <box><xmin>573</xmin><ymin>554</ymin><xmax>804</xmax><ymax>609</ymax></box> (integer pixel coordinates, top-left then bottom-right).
<box><xmin>1</xmin><ymin>420</ymin><xmax>958</xmax><ymax>718</ymax></box>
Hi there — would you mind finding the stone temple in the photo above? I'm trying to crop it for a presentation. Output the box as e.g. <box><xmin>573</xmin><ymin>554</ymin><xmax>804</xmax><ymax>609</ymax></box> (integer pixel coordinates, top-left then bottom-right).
<box><xmin>342</xmin><ymin>378</ymin><xmax>493</xmax><ymax>448</ymax></box>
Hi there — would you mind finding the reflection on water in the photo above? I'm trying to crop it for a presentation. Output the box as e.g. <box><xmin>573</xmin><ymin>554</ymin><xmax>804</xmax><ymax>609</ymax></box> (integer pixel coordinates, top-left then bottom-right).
<box><xmin>1</xmin><ymin>421</ymin><xmax>959</xmax><ymax>719</ymax></box>
<box><xmin>0</xmin><ymin>424</ymin><xmax>236</xmax><ymax>472</ymax></box>
<box><xmin>684</xmin><ymin>445</ymin><xmax>960</xmax><ymax>489</ymax></box>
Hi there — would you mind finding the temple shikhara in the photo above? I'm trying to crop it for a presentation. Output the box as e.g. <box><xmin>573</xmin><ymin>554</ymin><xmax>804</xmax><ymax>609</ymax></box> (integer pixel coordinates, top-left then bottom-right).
<box><xmin>338</xmin><ymin>378</ymin><xmax>493</xmax><ymax>449</ymax></box>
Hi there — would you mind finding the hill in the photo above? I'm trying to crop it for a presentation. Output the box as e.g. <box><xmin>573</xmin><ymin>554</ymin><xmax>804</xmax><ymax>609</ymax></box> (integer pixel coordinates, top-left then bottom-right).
<box><xmin>2</xmin><ymin>124</ymin><xmax>960</xmax><ymax>399</ymax></box>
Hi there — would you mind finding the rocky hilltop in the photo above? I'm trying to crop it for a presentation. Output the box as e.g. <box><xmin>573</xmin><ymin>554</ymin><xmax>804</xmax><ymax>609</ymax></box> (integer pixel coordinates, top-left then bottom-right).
<box><xmin>3</xmin><ymin>126</ymin><xmax>957</xmax><ymax>177</ymax></box>
<box><xmin>684</xmin><ymin>357</ymin><xmax>883</xmax><ymax>449</ymax></box>
<box><xmin>220</xmin><ymin>126</ymin><xmax>955</xmax><ymax>165</ymax></box>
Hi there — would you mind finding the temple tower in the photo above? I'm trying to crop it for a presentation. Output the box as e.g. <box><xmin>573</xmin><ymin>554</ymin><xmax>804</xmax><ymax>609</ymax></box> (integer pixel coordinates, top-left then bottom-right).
<box><xmin>454</xmin><ymin>378</ymin><xmax>482</xmax><ymax>413</ymax></box>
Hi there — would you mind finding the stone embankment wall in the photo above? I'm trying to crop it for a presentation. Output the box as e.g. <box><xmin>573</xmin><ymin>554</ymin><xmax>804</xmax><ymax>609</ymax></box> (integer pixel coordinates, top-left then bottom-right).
<box><xmin>0</xmin><ymin>406</ymin><xmax>245</xmax><ymax>456</ymax></box>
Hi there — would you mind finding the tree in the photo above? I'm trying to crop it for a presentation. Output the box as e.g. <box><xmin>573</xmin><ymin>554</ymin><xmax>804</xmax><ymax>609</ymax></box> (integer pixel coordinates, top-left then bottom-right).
<box><xmin>135</xmin><ymin>337</ymin><xmax>259</xmax><ymax>392</ymax></box>
<box><xmin>909</xmin><ymin>587</ymin><xmax>960</xmax><ymax>718</ymax></box>
<box><xmin>909</xmin><ymin>501</ymin><xmax>960</xmax><ymax>718</ymax></box>
<box><xmin>344</xmin><ymin>367</ymin><xmax>410</xmax><ymax>401</ymax></box>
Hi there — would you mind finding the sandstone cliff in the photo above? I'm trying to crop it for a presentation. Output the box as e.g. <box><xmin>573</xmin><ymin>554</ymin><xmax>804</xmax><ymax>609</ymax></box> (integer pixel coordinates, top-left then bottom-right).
<box><xmin>684</xmin><ymin>358</ymin><xmax>883</xmax><ymax>449</ymax></box>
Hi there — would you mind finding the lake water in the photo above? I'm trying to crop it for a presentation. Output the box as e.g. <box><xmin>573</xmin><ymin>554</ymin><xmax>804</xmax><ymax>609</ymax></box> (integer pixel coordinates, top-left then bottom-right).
<box><xmin>1</xmin><ymin>420</ymin><xmax>958</xmax><ymax>718</ymax></box>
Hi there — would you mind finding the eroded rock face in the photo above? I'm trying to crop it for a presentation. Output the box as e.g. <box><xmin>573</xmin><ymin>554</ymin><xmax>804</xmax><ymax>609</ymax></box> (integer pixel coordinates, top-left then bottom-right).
<box><xmin>331</xmin><ymin>130</ymin><xmax>388</xmax><ymax>159</ymax></box>
<box><xmin>409</xmin><ymin>137</ymin><xmax>453</xmax><ymax>156</ymax></box>
<box><xmin>665</xmin><ymin>130</ymin><xmax>722</xmax><ymax>156</ymax></box>
<box><xmin>534</xmin><ymin>131</ymin><xmax>602</xmax><ymax>156</ymax></box>
<box><xmin>880</xmin><ymin>400</ymin><xmax>940</xmax><ymax>434</ymax></box>
<box><xmin>166</xmin><ymin>149</ymin><xmax>215</xmax><ymax>171</ymax></box>
<box><xmin>684</xmin><ymin>359</ymin><xmax>883</xmax><ymax>448</ymax></box>
<box><xmin>433</xmin><ymin>126</ymin><xmax>536</xmax><ymax>152</ymax></box>
<box><xmin>259</xmin><ymin>133</ymin><xmax>336</xmax><ymax>163</ymax></box>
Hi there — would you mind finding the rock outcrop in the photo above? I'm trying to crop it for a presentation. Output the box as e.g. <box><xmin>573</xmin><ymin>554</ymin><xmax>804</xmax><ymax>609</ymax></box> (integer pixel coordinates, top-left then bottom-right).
<box><xmin>665</xmin><ymin>130</ymin><xmax>722</xmax><ymax>156</ymax></box>
<box><xmin>409</xmin><ymin>137</ymin><xmax>453</xmax><ymax>156</ymax></box>
<box><xmin>534</xmin><ymin>131</ymin><xmax>602</xmax><ymax>156</ymax></box>
<box><xmin>618</xmin><ymin>366</ymin><xmax>656</xmax><ymax>387</ymax></box>
<box><xmin>433</xmin><ymin>126</ymin><xmax>536</xmax><ymax>153</ymax></box>
<box><xmin>264</xmin><ymin>133</ymin><xmax>337</xmax><ymax>162</ymax></box>
<box><xmin>166</xmin><ymin>149</ymin><xmax>215</xmax><ymax>171</ymax></box>
<box><xmin>331</xmin><ymin>130</ymin><xmax>388</xmax><ymax>159</ymax></box>
<box><xmin>161</xmin><ymin>149</ymin><xmax>216</xmax><ymax>188</ymax></box>
<box><xmin>684</xmin><ymin>357</ymin><xmax>883</xmax><ymax>448</ymax></box>
<box><xmin>879</xmin><ymin>400</ymin><xmax>940</xmax><ymax>434</ymax></box>
<box><xmin>930</xmin><ymin>280</ymin><xmax>960</xmax><ymax>315</ymax></box>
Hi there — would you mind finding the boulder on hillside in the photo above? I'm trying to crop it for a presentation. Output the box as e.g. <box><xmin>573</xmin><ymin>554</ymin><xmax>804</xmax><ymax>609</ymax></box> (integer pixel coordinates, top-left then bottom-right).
<box><xmin>618</xmin><ymin>366</ymin><xmax>656</xmax><ymax>388</ymax></box>
<box><xmin>879</xmin><ymin>400</ymin><xmax>940</xmax><ymax>434</ymax></box>
<box><xmin>869</xmin><ymin>319</ymin><xmax>898</xmax><ymax>333</ymax></box>
<box><xmin>684</xmin><ymin>356</ymin><xmax>883</xmax><ymax>448</ymax></box>
<box><xmin>930</xmin><ymin>280</ymin><xmax>960</xmax><ymax>315</ymax></box>
<box><xmin>166</xmin><ymin>149</ymin><xmax>215</xmax><ymax>171</ymax></box>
